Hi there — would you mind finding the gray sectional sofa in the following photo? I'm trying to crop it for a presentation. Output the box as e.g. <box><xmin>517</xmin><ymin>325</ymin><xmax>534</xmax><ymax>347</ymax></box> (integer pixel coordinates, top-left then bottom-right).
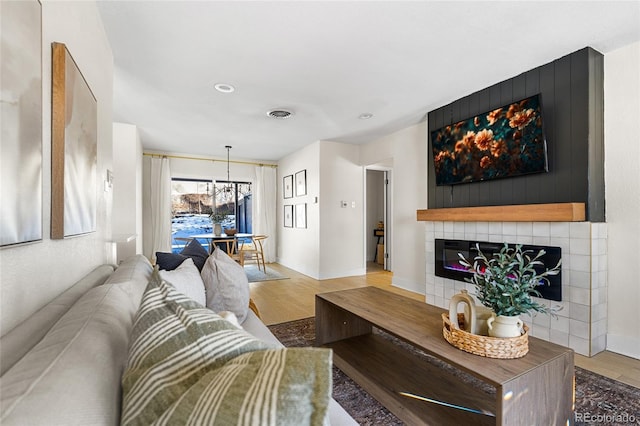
<box><xmin>0</xmin><ymin>255</ymin><xmax>356</xmax><ymax>425</ymax></box>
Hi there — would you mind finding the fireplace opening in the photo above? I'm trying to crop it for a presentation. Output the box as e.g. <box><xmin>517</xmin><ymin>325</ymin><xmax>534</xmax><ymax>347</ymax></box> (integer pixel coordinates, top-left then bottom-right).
<box><xmin>435</xmin><ymin>239</ymin><xmax>562</xmax><ymax>302</ymax></box>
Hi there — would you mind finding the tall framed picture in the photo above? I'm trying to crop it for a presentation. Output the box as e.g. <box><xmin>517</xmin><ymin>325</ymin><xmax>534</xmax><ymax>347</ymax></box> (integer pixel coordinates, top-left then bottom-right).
<box><xmin>51</xmin><ymin>42</ymin><xmax>97</xmax><ymax>239</ymax></box>
<box><xmin>1</xmin><ymin>0</ymin><xmax>43</xmax><ymax>246</ymax></box>
<box><xmin>295</xmin><ymin>203</ymin><xmax>307</xmax><ymax>229</ymax></box>
<box><xmin>283</xmin><ymin>174</ymin><xmax>293</xmax><ymax>199</ymax></box>
<box><xmin>295</xmin><ymin>169</ymin><xmax>307</xmax><ymax>197</ymax></box>
<box><xmin>284</xmin><ymin>204</ymin><xmax>293</xmax><ymax>228</ymax></box>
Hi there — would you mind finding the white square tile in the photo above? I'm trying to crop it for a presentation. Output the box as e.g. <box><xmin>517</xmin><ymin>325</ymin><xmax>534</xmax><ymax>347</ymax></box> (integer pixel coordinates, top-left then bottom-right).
<box><xmin>570</xmin><ymin>238</ymin><xmax>591</xmax><ymax>256</ymax></box>
<box><xmin>553</xmin><ymin>316</ymin><xmax>570</xmax><ymax>333</ymax></box>
<box><xmin>533</xmin><ymin>236</ymin><xmax>551</xmax><ymax>246</ymax></box>
<box><xmin>531</xmin><ymin>327</ymin><xmax>550</xmax><ymax>340</ymax></box>
<box><xmin>425</xmin><ymin>283</ymin><xmax>435</xmax><ymax>294</ymax></box>
<box><xmin>591</xmin><ymin>335</ymin><xmax>606</xmax><ymax>355</ymax></box>
<box><xmin>444</xmin><ymin>231</ymin><xmax>454</xmax><ymax>239</ymax></box>
<box><xmin>570</xmin><ymin>222</ymin><xmax>591</xmax><ymax>239</ymax></box>
<box><xmin>425</xmin><ymin>221</ymin><xmax>435</xmax><ymax>232</ymax></box>
<box><xmin>532</xmin><ymin>222</ymin><xmax>551</xmax><ymax>238</ymax></box>
<box><xmin>476</xmin><ymin>233</ymin><xmax>489</xmax><ymax>243</ymax></box>
<box><xmin>476</xmin><ymin>222</ymin><xmax>489</xmax><ymax>234</ymax></box>
<box><xmin>434</xmin><ymin>296</ymin><xmax>444</xmax><ymax>308</ymax></box>
<box><xmin>515</xmin><ymin>235</ymin><xmax>533</xmax><ymax>245</ymax></box>
<box><xmin>444</xmin><ymin>221</ymin><xmax>454</xmax><ymax>233</ymax></box>
<box><xmin>549</xmin><ymin>330</ymin><xmax>569</xmax><ymax>346</ymax></box>
<box><xmin>517</xmin><ymin>222</ymin><xmax>533</xmax><ymax>237</ymax></box>
<box><xmin>453</xmin><ymin>232</ymin><xmax>465</xmax><ymax>241</ymax></box>
<box><xmin>569</xmin><ymin>254</ymin><xmax>590</xmax><ymax>272</ymax></box>
<box><xmin>453</xmin><ymin>222</ymin><xmax>465</xmax><ymax>234</ymax></box>
<box><xmin>550</xmin><ymin>222</ymin><xmax>570</xmax><ymax>238</ymax></box>
<box><xmin>549</xmin><ymin>237</ymin><xmax>570</xmax><ymax>254</ymax></box>
<box><xmin>569</xmin><ymin>335</ymin><xmax>590</xmax><ymax>356</ymax></box>
<box><xmin>435</xmin><ymin>229</ymin><xmax>444</xmax><ymax>239</ymax></box>
<box><xmin>569</xmin><ymin>319</ymin><xmax>589</xmax><ymax>339</ymax></box>
<box><xmin>502</xmin><ymin>222</ymin><xmax>517</xmax><ymax>235</ymax></box>
<box><xmin>435</xmin><ymin>285</ymin><xmax>444</xmax><ymax>297</ymax></box>
<box><xmin>488</xmin><ymin>222</ymin><xmax>503</xmax><ymax>235</ymax></box>
<box><xmin>569</xmin><ymin>270</ymin><xmax>591</xmax><ymax>289</ymax></box>
<box><xmin>532</xmin><ymin>312</ymin><xmax>551</xmax><ymax>327</ymax></box>
<box><xmin>464</xmin><ymin>222</ymin><xmax>477</xmax><ymax>236</ymax></box>
<box><xmin>569</xmin><ymin>302</ymin><xmax>590</xmax><ymax>322</ymax></box>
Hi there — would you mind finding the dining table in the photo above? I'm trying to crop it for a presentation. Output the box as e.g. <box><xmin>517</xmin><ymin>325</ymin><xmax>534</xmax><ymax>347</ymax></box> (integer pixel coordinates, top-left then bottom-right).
<box><xmin>190</xmin><ymin>233</ymin><xmax>254</xmax><ymax>254</ymax></box>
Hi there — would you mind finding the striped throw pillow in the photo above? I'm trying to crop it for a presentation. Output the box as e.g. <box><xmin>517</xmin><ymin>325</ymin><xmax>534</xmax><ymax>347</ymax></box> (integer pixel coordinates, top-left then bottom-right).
<box><xmin>121</xmin><ymin>269</ymin><xmax>331</xmax><ymax>426</ymax></box>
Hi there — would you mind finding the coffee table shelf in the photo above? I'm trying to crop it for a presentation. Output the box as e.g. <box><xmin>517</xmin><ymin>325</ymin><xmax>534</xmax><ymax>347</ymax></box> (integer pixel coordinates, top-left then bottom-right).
<box><xmin>315</xmin><ymin>287</ymin><xmax>574</xmax><ymax>426</ymax></box>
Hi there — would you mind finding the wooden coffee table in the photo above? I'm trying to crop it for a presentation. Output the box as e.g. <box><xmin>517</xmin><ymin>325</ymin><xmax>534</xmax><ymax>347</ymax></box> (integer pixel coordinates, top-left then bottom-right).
<box><xmin>315</xmin><ymin>287</ymin><xmax>574</xmax><ymax>426</ymax></box>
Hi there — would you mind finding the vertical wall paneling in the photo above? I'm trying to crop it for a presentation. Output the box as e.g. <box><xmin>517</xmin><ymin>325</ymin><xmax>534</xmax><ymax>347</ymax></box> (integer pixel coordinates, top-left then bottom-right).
<box><xmin>588</xmin><ymin>50</ymin><xmax>605</xmax><ymax>222</ymax></box>
<box><xmin>426</xmin><ymin>47</ymin><xmax>604</xmax><ymax>221</ymax></box>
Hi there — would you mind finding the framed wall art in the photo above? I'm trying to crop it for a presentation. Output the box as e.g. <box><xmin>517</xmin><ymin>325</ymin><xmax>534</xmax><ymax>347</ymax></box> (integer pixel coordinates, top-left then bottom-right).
<box><xmin>295</xmin><ymin>169</ymin><xmax>307</xmax><ymax>197</ymax></box>
<box><xmin>51</xmin><ymin>42</ymin><xmax>97</xmax><ymax>239</ymax></box>
<box><xmin>295</xmin><ymin>203</ymin><xmax>307</xmax><ymax>229</ymax></box>
<box><xmin>283</xmin><ymin>174</ymin><xmax>293</xmax><ymax>199</ymax></box>
<box><xmin>1</xmin><ymin>0</ymin><xmax>43</xmax><ymax>247</ymax></box>
<box><xmin>284</xmin><ymin>204</ymin><xmax>293</xmax><ymax>228</ymax></box>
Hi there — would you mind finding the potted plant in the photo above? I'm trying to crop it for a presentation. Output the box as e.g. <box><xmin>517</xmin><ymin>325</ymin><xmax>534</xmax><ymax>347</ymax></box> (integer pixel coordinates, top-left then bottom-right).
<box><xmin>458</xmin><ymin>243</ymin><xmax>561</xmax><ymax>338</ymax></box>
<box><xmin>209</xmin><ymin>212</ymin><xmax>227</xmax><ymax>236</ymax></box>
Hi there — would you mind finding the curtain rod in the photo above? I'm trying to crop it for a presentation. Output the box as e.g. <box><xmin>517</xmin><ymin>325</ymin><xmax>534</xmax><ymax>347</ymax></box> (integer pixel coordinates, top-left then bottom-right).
<box><xmin>143</xmin><ymin>152</ymin><xmax>278</xmax><ymax>168</ymax></box>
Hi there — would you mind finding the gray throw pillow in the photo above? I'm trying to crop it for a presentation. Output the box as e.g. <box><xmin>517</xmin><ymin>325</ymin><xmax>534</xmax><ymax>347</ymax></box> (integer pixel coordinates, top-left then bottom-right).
<box><xmin>200</xmin><ymin>248</ymin><xmax>250</xmax><ymax>323</ymax></box>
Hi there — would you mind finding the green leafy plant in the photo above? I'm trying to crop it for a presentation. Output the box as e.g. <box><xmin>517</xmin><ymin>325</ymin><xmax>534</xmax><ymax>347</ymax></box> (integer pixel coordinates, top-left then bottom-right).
<box><xmin>209</xmin><ymin>212</ymin><xmax>227</xmax><ymax>224</ymax></box>
<box><xmin>458</xmin><ymin>243</ymin><xmax>561</xmax><ymax>317</ymax></box>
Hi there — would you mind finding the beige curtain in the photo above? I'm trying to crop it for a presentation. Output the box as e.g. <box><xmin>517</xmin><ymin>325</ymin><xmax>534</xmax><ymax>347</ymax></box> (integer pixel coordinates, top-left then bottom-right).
<box><xmin>148</xmin><ymin>156</ymin><xmax>172</xmax><ymax>261</ymax></box>
<box><xmin>253</xmin><ymin>166</ymin><xmax>277</xmax><ymax>263</ymax></box>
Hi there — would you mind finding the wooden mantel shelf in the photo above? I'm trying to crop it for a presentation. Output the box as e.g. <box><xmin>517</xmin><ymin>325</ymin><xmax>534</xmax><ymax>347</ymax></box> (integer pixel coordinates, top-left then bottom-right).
<box><xmin>416</xmin><ymin>203</ymin><xmax>585</xmax><ymax>222</ymax></box>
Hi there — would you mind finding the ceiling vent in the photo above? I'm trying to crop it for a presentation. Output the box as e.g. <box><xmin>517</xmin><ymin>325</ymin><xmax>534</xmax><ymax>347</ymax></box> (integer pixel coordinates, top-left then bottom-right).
<box><xmin>267</xmin><ymin>109</ymin><xmax>294</xmax><ymax>119</ymax></box>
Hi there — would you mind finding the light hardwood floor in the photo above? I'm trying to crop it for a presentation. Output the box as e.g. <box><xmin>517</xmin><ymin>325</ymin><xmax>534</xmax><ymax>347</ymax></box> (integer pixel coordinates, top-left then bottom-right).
<box><xmin>250</xmin><ymin>262</ymin><xmax>640</xmax><ymax>389</ymax></box>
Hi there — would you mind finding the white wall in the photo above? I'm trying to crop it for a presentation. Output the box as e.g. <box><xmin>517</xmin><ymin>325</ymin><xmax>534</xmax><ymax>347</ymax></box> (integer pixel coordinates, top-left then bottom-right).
<box><xmin>318</xmin><ymin>141</ymin><xmax>364</xmax><ymax>279</ymax></box>
<box><xmin>112</xmin><ymin>123</ymin><xmax>143</xmax><ymax>262</ymax></box>
<box><xmin>360</xmin><ymin>122</ymin><xmax>428</xmax><ymax>295</ymax></box>
<box><xmin>604</xmin><ymin>41</ymin><xmax>640</xmax><ymax>359</ymax></box>
<box><xmin>277</xmin><ymin>142</ymin><xmax>321</xmax><ymax>278</ymax></box>
<box><xmin>0</xmin><ymin>1</ymin><xmax>114</xmax><ymax>334</ymax></box>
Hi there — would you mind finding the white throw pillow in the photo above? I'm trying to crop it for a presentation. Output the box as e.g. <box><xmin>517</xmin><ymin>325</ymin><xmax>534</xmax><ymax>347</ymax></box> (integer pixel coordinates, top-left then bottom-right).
<box><xmin>200</xmin><ymin>249</ymin><xmax>250</xmax><ymax>323</ymax></box>
<box><xmin>159</xmin><ymin>258</ymin><xmax>206</xmax><ymax>306</ymax></box>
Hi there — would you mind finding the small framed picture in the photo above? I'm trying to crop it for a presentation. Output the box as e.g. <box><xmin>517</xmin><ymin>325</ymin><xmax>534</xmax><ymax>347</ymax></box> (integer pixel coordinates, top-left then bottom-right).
<box><xmin>295</xmin><ymin>169</ymin><xmax>307</xmax><ymax>197</ymax></box>
<box><xmin>283</xmin><ymin>174</ymin><xmax>293</xmax><ymax>199</ymax></box>
<box><xmin>284</xmin><ymin>205</ymin><xmax>293</xmax><ymax>228</ymax></box>
<box><xmin>295</xmin><ymin>203</ymin><xmax>307</xmax><ymax>229</ymax></box>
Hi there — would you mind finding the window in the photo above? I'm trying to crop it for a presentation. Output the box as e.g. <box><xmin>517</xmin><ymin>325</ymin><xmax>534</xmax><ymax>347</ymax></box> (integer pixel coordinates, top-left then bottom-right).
<box><xmin>171</xmin><ymin>178</ymin><xmax>252</xmax><ymax>252</ymax></box>
<box><xmin>212</xmin><ymin>181</ymin><xmax>252</xmax><ymax>234</ymax></box>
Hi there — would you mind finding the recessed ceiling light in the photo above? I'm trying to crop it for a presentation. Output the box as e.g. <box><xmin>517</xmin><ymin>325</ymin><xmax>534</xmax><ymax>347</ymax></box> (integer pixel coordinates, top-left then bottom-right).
<box><xmin>267</xmin><ymin>109</ymin><xmax>294</xmax><ymax>119</ymax></box>
<box><xmin>214</xmin><ymin>83</ymin><xmax>235</xmax><ymax>93</ymax></box>
<box><xmin>359</xmin><ymin>113</ymin><xmax>373</xmax><ymax>120</ymax></box>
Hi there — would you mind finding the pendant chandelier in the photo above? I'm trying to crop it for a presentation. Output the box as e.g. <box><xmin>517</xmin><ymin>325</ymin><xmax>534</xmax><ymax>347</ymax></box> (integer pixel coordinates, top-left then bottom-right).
<box><xmin>221</xmin><ymin>145</ymin><xmax>233</xmax><ymax>196</ymax></box>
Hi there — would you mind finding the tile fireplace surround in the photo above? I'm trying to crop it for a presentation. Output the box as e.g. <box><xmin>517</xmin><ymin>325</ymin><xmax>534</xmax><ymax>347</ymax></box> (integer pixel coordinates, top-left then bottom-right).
<box><xmin>423</xmin><ymin>219</ymin><xmax>607</xmax><ymax>357</ymax></box>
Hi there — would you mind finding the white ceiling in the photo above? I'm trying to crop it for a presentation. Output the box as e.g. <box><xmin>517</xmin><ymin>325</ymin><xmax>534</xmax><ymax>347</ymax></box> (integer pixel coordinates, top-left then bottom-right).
<box><xmin>97</xmin><ymin>1</ymin><xmax>640</xmax><ymax>162</ymax></box>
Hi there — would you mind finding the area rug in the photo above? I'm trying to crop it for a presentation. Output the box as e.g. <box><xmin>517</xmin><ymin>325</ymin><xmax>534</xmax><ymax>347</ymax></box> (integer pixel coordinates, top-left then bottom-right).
<box><xmin>244</xmin><ymin>265</ymin><xmax>288</xmax><ymax>283</ymax></box>
<box><xmin>268</xmin><ymin>317</ymin><xmax>640</xmax><ymax>426</ymax></box>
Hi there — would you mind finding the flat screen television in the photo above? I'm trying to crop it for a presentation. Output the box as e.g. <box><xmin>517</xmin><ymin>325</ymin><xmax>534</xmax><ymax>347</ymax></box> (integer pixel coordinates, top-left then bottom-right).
<box><xmin>430</xmin><ymin>94</ymin><xmax>548</xmax><ymax>186</ymax></box>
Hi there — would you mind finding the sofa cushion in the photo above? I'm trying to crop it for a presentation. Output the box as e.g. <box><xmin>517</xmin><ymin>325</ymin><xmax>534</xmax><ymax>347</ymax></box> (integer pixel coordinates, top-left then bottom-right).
<box><xmin>156</xmin><ymin>239</ymin><xmax>209</xmax><ymax>272</ymax></box>
<box><xmin>121</xmin><ymin>270</ymin><xmax>331</xmax><ymax>426</ymax></box>
<box><xmin>180</xmin><ymin>238</ymin><xmax>209</xmax><ymax>270</ymax></box>
<box><xmin>200</xmin><ymin>248</ymin><xmax>250</xmax><ymax>322</ymax></box>
<box><xmin>158</xmin><ymin>258</ymin><xmax>206</xmax><ymax>306</ymax></box>
<box><xmin>0</xmin><ymin>284</ymin><xmax>137</xmax><ymax>426</ymax></box>
<box><xmin>0</xmin><ymin>264</ymin><xmax>115</xmax><ymax>376</ymax></box>
<box><xmin>155</xmin><ymin>251</ymin><xmax>189</xmax><ymax>270</ymax></box>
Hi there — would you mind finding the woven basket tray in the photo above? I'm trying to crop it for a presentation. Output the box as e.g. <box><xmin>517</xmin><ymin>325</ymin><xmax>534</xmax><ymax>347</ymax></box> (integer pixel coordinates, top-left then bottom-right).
<box><xmin>442</xmin><ymin>313</ymin><xmax>529</xmax><ymax>359</ymax></box>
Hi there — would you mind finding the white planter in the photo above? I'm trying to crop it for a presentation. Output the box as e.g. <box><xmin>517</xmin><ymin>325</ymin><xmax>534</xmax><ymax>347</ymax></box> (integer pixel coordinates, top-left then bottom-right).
<box><xmin>487</xmin><ymin>314</ymin><xmax>524</xmax><ymax>338</ymax></box>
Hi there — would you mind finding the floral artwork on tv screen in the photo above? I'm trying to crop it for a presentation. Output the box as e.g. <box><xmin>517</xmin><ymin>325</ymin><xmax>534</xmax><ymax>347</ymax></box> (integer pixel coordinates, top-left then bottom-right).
<box><xmin>431</xmin><ymin>94</ymin><xmax>548</xmax><ymax>186</ymax></box>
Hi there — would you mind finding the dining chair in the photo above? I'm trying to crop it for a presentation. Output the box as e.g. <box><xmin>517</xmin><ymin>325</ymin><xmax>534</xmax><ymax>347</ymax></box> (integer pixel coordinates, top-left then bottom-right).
<box><xmin>214</xmin><ymin>238</ymin><xmax>238</xmax><ymax>257</ymax></box>
<box><xmin>237</xmin><ymin>235</ymin><xmax>267</xmax><ymax>271</ymax></box>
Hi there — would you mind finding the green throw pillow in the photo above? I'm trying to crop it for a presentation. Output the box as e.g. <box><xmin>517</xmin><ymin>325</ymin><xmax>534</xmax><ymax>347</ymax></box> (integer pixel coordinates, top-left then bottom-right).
<box><xmin>121</xmin><ymin>269</ymin><xmax>332</xmax><ymax>426</ymax></box>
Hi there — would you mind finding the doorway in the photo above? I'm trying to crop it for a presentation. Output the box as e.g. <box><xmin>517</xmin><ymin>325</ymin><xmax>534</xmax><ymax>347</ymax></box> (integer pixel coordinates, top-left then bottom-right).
<box><xmin>366</xmin><ymin>168</ymin><xmax>391</xmax><ymax>272</ymax></box>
